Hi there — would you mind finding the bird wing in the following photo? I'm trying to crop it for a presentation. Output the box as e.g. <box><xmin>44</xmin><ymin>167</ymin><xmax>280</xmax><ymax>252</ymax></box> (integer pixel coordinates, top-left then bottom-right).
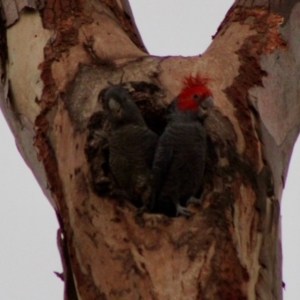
<box><xmin>150</xmin><ymin>128</ymin><xmax>174</xmax><ymax>210</ymax></box>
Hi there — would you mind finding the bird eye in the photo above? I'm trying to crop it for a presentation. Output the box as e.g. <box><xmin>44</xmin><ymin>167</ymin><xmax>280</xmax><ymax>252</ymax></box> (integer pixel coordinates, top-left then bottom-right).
<box><xmin>192</xmin><ymin>94</ymin><xmax>199</xmax><ymax>100</ymax></box>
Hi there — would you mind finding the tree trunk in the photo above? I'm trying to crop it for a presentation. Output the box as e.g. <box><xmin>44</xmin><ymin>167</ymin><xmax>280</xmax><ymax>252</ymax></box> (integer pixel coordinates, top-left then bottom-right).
<box><xmin>1</xmin><ymin>0</ymin><xmax>299</xmax><ymax>299</ymax></box>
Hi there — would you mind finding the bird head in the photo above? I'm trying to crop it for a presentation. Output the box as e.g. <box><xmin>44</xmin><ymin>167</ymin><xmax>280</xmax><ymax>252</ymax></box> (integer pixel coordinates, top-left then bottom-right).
<box><xmin>177</xmin><ymin>75</ymin><xmax>214</xmax><ymax>119</ymax></box>
<box><xmin>103</xmin><ymin>86</ymin><xmax>145</xmax><ymax>127</ymax></box>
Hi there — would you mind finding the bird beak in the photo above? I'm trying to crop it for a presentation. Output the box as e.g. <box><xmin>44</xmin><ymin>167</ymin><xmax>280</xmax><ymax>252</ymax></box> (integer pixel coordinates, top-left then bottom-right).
<box><xmin>201</xmin><ymin>96</ymin><xmax>214</xmax><ymax>110</ymax></box>
<box><xmin>108</xmin><ymin>98</ymin><xmax>122</xmax><ymax>117</ymax></box>
<box><xmin>198</xmin><ymin>96</ymin><xmax>214</xmax><ymax>119</ymax></box>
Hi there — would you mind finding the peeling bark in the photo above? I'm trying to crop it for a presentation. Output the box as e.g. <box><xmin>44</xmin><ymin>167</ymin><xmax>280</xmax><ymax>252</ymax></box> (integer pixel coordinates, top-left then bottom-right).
<box><xmin>1</xmin><ymin>0</ymin><xmax>300</xmax><ymax>299</ymax></box>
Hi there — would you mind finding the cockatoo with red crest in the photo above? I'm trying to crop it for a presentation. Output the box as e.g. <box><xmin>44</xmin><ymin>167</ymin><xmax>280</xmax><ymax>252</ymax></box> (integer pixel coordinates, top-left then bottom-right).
<box><xmin>150</xmin><ymin>75</ymin><xmax>214</xmax><ymax>217</ymax></box>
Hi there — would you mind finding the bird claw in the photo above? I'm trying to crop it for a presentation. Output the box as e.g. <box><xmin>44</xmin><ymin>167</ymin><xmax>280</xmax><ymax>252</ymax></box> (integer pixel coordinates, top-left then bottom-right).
<box><xmin>134</xmin><ymin>206</ymin><xmax>148</xmax><ymax>226</ymax></box>
<box><xmin>135</xmin><ymin>205</ymin><xmax>148</xmax><ymax>216</ymax></box>
<box><xmin>187</xmin><ymin>196</ymin><xmax>202</xmax><ymax>206</ymax></box>
<box><xmin>176</xmin><ymin>204</ymin><xmax>192</xmax><ymax>217</ymax></box>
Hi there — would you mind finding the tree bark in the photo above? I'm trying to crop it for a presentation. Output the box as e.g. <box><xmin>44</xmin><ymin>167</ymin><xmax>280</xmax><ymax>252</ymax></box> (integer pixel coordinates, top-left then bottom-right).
<box><xmin>1</xmin><ymin>0</ymin><xmax>299</xmax><ymax>299</ymax></box>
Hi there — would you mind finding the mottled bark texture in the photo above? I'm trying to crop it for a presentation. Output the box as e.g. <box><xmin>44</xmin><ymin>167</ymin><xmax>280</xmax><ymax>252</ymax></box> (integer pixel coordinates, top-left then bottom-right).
<box><xmin>1</xmin><ymin>0</ymin><xmax>299</xmax><ymax>299</ymax></box>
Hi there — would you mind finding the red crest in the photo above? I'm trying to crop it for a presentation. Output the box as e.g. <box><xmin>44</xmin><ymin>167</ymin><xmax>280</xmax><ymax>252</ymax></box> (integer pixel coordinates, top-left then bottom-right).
<box><xmin>177</xmin><ymin>74</ymin><xmax>212</xmax><ymax>111</ymax></box>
